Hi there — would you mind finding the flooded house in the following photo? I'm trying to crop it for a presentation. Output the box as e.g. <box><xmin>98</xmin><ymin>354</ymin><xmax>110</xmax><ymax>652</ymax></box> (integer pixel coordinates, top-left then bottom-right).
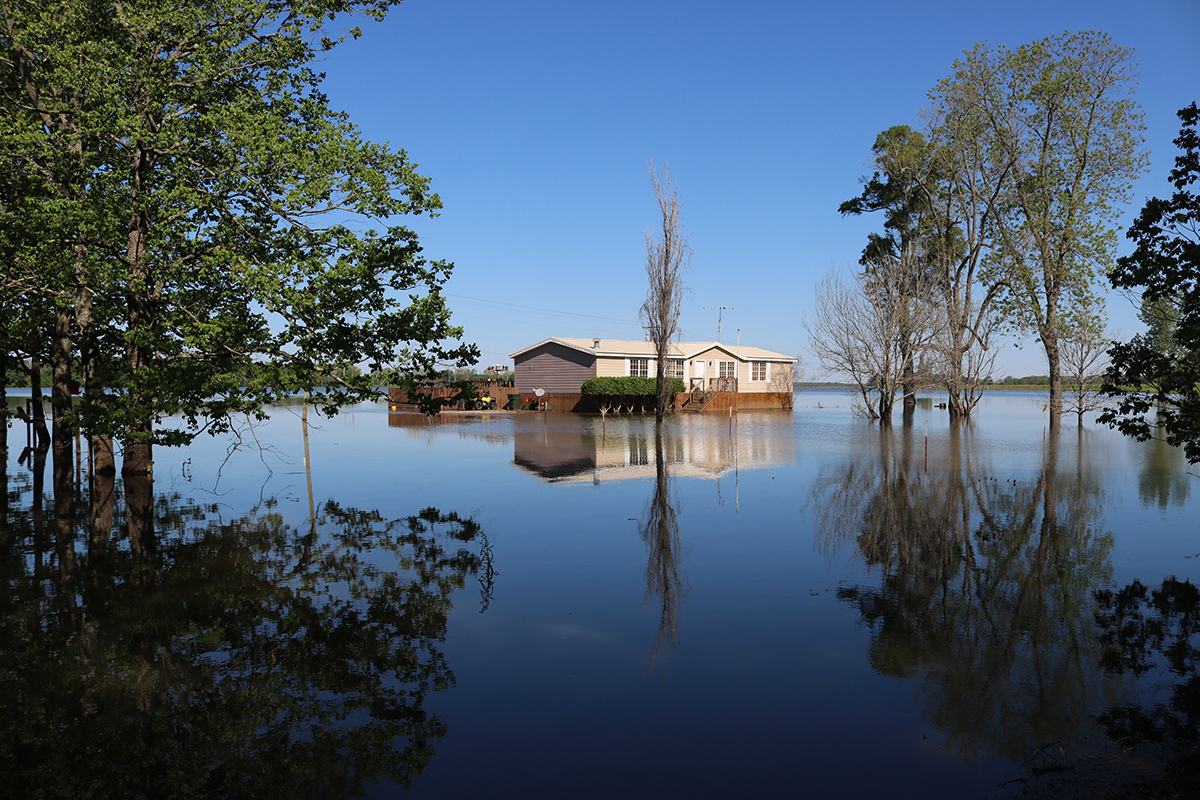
<box><xmin>508</xmin><ymin>337</ymin><xmax>797</xmax><ymax>412</ymax></box>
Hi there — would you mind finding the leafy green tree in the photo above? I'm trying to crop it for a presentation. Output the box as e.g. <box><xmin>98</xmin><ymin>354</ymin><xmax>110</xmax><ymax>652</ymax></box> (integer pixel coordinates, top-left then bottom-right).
<box><xmin>840</xmin><ymin>125</ymin><xmax>943</xmax><ymax>412</ymax></box>
<box><xmin>937</xmin><ymin>32</ymin><xmax>1148</xmax><ymax>425</ymax></box>
<box><xmin>1</xmin><ymin>0</ymin><xmax>477</xmax><ymax>476</ymax></box>
<box><xmin>840</xmin><ymin>112</ymin><xmax>1006</xmax><ymax>418</ymax></box>
<box><xmin>1102</xmin><ymin>103</ymin><xmax>1200</xmax><ymax>462</ymax></box>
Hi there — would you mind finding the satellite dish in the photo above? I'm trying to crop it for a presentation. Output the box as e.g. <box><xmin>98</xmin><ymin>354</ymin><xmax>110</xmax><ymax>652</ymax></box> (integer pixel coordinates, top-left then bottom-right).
<box><xmin>534</xmin><ymin>388</ymin><xmax>545</xmax><ymax>397</ymax></box>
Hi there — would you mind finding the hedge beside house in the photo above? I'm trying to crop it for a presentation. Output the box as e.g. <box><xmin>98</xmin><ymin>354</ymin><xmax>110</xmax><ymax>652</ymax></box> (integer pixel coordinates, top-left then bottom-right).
<box><xmin>580</xmin><ymin>376</ymin><xmax>686</xmax><ymax>413</ymax></box>
<box><xmin>580</xmin><ymin>376</ymin><xmax>685</xmax><ymax>396</ymax></box>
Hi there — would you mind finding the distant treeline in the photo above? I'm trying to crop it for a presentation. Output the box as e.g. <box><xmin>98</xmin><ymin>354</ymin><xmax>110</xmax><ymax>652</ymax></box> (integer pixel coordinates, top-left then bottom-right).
<box><xmin>988</xmin><ymin>375</ymin><xmax>1051</xmax><ymax>386</ymax></box>
<box><xmin>5</xmin><ymin>364</ymin><xmax>28</xmax><ymax>387</ymax></box>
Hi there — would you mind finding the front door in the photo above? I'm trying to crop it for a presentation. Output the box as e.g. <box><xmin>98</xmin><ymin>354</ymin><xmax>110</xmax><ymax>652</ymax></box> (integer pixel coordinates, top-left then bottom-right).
<box><xmin>692</xmin><ymin>359</ymin><xmax>706</xmax><ymax>390</ymax></box>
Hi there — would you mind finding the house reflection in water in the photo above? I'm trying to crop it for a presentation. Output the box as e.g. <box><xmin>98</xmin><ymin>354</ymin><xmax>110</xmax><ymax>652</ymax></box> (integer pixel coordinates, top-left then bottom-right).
<box><xmin>511</xmin><ymin>414</ymin><xmax>794</xmax><ymax>483</ymax></box>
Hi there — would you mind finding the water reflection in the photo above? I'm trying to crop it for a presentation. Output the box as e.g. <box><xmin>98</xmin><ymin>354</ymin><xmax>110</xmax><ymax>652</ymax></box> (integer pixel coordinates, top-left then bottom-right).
<box><xmin>640</xmin><ymin>426</ymin><xmax>688</xmax><ymax>670</ymax></box>
<box><xmin>1137</xmin><ymin>433</ymin><xmax>1193</xmax><ymax>509</ymax></box>
<box><xmin>0</xmin><ymin>449</ymin><xmax>492</xmax><ymax>798</ymax></box>
<box><xmin>1095</xmin><ymin>577</ymin><xmax>1200</xmax><ymax>747</ymax></box>
<box><xmin>813</xmin><ymin>423</ymin><xmax>1118</xmax><ymax>762</ymax></box>
<box><xmin>510</xmin><ymin>414</ymin><xmax>794</xmax><ymax>483</ymax></box>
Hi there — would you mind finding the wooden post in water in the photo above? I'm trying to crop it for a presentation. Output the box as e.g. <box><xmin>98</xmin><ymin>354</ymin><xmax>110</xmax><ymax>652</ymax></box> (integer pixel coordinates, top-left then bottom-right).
<box><xmin>302</xmin><ymin>393</ymin><xmax>315</xmax><ymax>534</ymax></box>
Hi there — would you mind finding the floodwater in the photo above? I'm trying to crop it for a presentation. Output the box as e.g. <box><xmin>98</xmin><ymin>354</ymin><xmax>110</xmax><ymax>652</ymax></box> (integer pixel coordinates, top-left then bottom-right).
<box><xmin>2</xmin><ymin>389</ymin><xmax>1198</xmax><ymax>799</ymax></box>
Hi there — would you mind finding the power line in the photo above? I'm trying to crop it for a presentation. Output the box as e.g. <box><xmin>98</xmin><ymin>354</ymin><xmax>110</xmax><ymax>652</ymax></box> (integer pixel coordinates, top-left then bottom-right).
<box><xmin>447</xmin><ymin>294</ymin><xmax>638</xmax><ymax>324</ymax></box>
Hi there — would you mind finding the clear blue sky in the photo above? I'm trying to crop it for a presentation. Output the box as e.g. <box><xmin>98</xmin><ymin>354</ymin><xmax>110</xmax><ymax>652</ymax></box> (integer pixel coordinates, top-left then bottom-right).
<box><xmin>318</xmin><ymin>0</ymin><xmax>1200</xmax><ymax>378</ymax></box>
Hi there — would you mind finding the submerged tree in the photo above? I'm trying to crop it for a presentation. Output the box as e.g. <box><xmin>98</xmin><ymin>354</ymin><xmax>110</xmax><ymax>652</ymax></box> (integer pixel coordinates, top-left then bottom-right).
<box><xmin>1059</xmin><ymin>308</ymin><xmax>1113</xmax><ymax>425</ymax></box>
<box><xmin>843</xmin><ymin>33</ymin><xmax>1146</xmax><ymax>423</ymax></box>
<box><xmin>941</xmin><ymin>32</ymin><xmax>1147</xmax><ymax>424</ymax></box>
<box><xmin>1</xmin><ymin>0</ymin><xmax>477</xmax><ymax>476</ymax></box>
<box><xmin>840</xmin><ymin>125</ymin><xmax>944</xmax><ymax>413</ymax></box>
<box><xmin>640</xmin><ymin>159</ymin><xmax>691</xmax><ymax>423</ymax></box>
<box><xmin>805</xmin><ymin>260</ymin><xmax>940</xmax><ymax>422</ymax></box>
<box><xmin>841</xmin><ymin>120</ymin><xmax>1005</xmax><ymax>419</ymax></box>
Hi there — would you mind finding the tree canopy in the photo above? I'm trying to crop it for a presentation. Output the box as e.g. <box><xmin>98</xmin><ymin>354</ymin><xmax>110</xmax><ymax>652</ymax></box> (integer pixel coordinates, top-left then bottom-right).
<box><xmin>838</xmin><ymin>32</ymin><xmax>1147</xmax><ymax>424</ymax></box>
<box><xmin>1102</xmin><ymin>102</ymin><xmax>1200</xmax><ymax>462</ymax></box>
<box><xmin>1</xmin><ymin>0</ymin><xmax>476</xmax><ymax>472</ymax></box>
<box><xmin>944</xmin><ymin>32</ymin><xmax>1147</xmax><ymax>422</ymax></box>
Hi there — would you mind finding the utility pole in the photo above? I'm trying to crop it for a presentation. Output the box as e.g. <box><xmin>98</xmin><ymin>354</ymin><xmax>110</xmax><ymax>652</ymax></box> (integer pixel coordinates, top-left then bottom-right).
<box><xmin>703</xmin><ymin>306</ymin><xmax>743</xmax><ymax>341</ymax></box>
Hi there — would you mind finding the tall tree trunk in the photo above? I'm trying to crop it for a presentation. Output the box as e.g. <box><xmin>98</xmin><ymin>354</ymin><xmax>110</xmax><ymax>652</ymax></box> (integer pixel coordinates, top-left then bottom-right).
<box><xmin>878</xmin><ymin>390</ymin><xmax>895</xmax><ymax>424</ymax></box>
<box><xmin>945</xmin><ymin>325</ymin><xmax>966</xmax><ymax>417</ymax></box>
<box><xmin>1041</xmin><ymin>325</ymin><xmax>1063</xmax><ymax>427</ymax></box>
<box><xmin>125</xmin><ymin>470</ymin><xmax>155</xmax><ymax>566</ymax></box>
<box><xmin>50</xmin><ymin>305</ymin><xmax>74</xmax><ymax>474</ymax></box>
<box><xmin>0</xmin><ymin>341</ymin><xmax>8</xmax><ymax>459</ymax></box>
<box><xmin>654</xmin><ymin>354</ymin><xmax>668</xmax><ymax>422</ymax></box>
<box><xmin>123</xmin><ymin>152</ymin><xmax>155</xmax><ymax>476</ymax></box>
<box><xmin>901</xmin><ymin>340</ymin><xmax>916</xmax><ymax>413</ymax></box>
<box><xmin>28</xmin><ymin>347</ymin><xmax>50</xmax><ymax>449</ymax></box>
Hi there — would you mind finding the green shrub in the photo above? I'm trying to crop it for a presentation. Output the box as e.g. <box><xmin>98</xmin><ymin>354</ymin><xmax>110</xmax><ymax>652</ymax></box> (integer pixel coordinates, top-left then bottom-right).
<box><xmin>581</xmin><ymin>376</ymin><xmax>685</xmax><ymax>396</ymax></box>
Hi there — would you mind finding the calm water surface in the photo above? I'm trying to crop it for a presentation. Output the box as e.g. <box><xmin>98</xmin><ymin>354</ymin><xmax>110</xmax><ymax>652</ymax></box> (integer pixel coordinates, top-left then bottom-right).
<box><xmin>3</xmin><ymin>390</ymin><xmax>1198</xmax><ymax>799</ymax></box>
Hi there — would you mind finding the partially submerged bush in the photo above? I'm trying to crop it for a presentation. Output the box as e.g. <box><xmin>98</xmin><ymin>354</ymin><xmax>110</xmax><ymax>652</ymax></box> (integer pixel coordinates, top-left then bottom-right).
<box><xmin>580</xmin><ymin>376</ymin><xmax>685</xmax><ymax>396</ymax></box>
<box><xmin>580</xmin><ymin>376</ymin><xmax>685</xmax><ymax>413</ymax></box>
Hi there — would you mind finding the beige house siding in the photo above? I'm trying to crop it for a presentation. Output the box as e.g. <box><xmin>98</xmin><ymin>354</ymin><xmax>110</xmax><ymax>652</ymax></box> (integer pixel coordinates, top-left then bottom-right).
<box><xmin>685</xmin><ymin>347</ymin><xmax>787</xmax><ymax>393</ymax></box>
<box><xmin>595</xmin><ymin>356</ymin><xmax>626</xmax><ymax>378</ymax></box>
<box><xmin>514</xmin><ymin>342</ymin><xmax>596</xmax><ymax>393</ymax></box>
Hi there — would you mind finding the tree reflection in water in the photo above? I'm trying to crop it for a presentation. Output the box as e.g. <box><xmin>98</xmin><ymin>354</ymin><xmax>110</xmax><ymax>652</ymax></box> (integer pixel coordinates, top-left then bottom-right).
<box><xmin>1096</xmin><ymin>577</ymin><xmax>1200</xmax><ymax>748</ymax></box>
<box><xmin>639</xmin><ymin>424</ymin><xmax>688</xmax><ymax>671</ymax></box>
<box><xmin>0</xmin><ymin>453</ymin><xmax>492</xmax><ymax>799</ymax></box>
<box><xmin>811</xmin><ymin>421</ymin><xmax>1118</xmax><ymax>763</ymax></box>
<box><xmin>1137</xmin><ymin>432</ymin><xmax>1193</xmax><ymax>510</ymax></box>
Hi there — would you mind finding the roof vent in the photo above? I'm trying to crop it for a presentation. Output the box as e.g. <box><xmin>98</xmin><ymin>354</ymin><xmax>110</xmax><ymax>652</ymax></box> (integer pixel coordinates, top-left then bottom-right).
<box><xmin>592</xmin><ymin>338</ymin><xmax>600</xmax><ymax>349</ymax></box>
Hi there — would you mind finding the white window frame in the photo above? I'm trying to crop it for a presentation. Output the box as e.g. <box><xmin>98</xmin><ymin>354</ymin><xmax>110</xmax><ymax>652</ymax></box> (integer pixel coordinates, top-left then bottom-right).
<box><xmin>751</xmin><ymin>361</ymin><xmax>768</xmax><ymax>382</ymax></box>
<box><xmin>718</xmin><ymin>361</ymin><xmax>737</xmax><ymax>379</ymax></box>
<box><xmin>667</xmin><ymin>359</ymin><xmax>685</xmax><ymax>379</ymax></box>
<box><xmin>628</xmin><ymin>357</ymin><xmax>649</xmax><ymax>377</ymax></box>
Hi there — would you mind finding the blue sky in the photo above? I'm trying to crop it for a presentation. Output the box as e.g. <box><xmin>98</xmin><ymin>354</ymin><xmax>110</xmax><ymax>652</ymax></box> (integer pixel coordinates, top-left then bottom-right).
<box><xmin>318</xmin><ymin>0</ymin><xmax>1200</xmax><ymax>378</ymax></box>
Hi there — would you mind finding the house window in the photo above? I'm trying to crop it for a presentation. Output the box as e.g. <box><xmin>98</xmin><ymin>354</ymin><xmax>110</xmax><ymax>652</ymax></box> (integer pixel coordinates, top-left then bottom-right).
<box><xmin>668</xmin><ymin>359</ymin><xmax>685</xmax><ymax>379</ymax></box>
<box><xmin>751</xmin><ymin>361</ymin><xmax>768</xmax><ymax>381</ymax></box>
<box><xmin>719</xmin><ymin>361</ymin><xmax>737</xmax><ymax>379</ymax></box>
<box><xmin>629</xmin><ymin>358</ymin><xmax>649</xmax><ymax>377</ymax></box>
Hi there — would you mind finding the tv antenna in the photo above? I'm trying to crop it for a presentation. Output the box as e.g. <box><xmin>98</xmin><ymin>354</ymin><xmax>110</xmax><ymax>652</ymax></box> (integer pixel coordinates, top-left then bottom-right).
<box><xmin>703</xmin><ymin>306</ymin><xmax>743</xmax><ymax>341</ymax></box>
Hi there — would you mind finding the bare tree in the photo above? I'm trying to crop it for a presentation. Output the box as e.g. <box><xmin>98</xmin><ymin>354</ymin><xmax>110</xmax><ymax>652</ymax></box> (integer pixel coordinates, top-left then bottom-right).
<box><xmin>840</xmin><ymin>120</ymin><xmax>1006</xmax><ymax>419</ymax></box>
<box><xmin>768</xmin><ymin>359</ymin><xmax>799</xmax><ymax>410</ymax></box>
<box><xmin>1060</xmin><ymin>313</ymin><xmax>1114</xmax><ymax>426</ymax></box>
<box><xmin>640</xmin><ymin>159</ymin><xmax>691</xmax><ymax>423</ymax></box>
<box><xmin>930</xmin><ymin>291</ymin><xmax>1000</xmax><ymax>416</ymax></box>
<box><xmin>804</xmin><ymin>258</ymin><xmax>941</xmax><ymax>422</ymax></box>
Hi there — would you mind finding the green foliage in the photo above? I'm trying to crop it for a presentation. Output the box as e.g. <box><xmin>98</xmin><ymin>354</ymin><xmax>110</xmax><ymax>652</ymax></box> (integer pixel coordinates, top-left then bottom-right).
<box><xmin>3</xmin><ymin>362</ymin><xmax>29</xmax><ymax>388</ymax></box>
<box><xmin>581</xmin><ymin>376</ymin><xmax>685</xmax><ymax>397</ymax></box>
<box><xmin>839</xmin><ymin>124</ymin><xmax>949</xmax><ymax>266</ymax></box>
<box><xmin>1</xmin><ymin>0</ymin><xmax>477</xmax><ymax>454</ymax></box>
<box><xmin>929</xmin><ymin>32</ymin><xmax>1147</xmax><ymax>416</ymax></box>
<box><xmin>994</xmin><ymin>375</ymin><xmax>1051</xmax><ymax>386</ymax></box>
<box><xmin>1102</xmin><ymin>103</ymin><xmax>1200</xmax><ymax>462</ymax></box>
